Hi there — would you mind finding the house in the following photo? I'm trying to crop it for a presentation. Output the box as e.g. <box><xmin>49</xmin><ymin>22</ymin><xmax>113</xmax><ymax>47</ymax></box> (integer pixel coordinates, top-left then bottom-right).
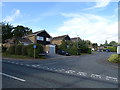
<box><xmin>24</xmin><ymin>30</ymin><xmax>51</xmax><ymax>45</ymax></box>
<box><xmin>3</xmin><ymin>37</ymin><xmax>33</xmax><ymax>48</ymax></box>
<box><xmin>3</xmin><ymin>30</ymin><xmax>56</xmax><ymax>54</ymax></box>
<box><xmin>51</xmin><ymin>35</ymin><xmax>71</xmax><ymax>46</ymax></box>
<box><xmin>71</xmin><ymin>37</ymin><xmax>81</xmax><ymax>42</ymax></box>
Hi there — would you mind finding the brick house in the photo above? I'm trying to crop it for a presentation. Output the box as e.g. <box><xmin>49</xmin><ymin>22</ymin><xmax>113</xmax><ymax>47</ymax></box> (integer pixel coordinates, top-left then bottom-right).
<box><xmin>3</xmin><ymin>30</ymin><xmax>56</xmax><ymax>54</ymax></box>
<box><xmin>71</xmin><ymin>37</ymin><xmax>81</xmax><ymax>42</ymax></box>
<box><xmin>51</xmin><ymin>35</ymin><xmax>71</xmax><ymax>46</ymax></box>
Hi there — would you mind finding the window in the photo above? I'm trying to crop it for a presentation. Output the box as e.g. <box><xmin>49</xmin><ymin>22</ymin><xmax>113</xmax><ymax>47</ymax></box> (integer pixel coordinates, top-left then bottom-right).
<box><xmin>46</xmin><ymin>38</ymin><xmax>50</xmax><ymax>41</ymax></box>
<box><xmin>37</xmin><ymin>36</ymin><xmax>44</xmax><ymax>41</ymax></box>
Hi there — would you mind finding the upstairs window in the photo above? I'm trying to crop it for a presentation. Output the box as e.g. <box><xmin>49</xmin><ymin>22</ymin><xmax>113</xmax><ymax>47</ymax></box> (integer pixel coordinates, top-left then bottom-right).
<box><xmin>46</xmin><ymin>38</ymin><xmax>50</xmax><ymax>41</ymax></box>
<box><xmin>37</xmin><ymin>36</ymin><xmax>44</xmax><ymax>41</ymax></box>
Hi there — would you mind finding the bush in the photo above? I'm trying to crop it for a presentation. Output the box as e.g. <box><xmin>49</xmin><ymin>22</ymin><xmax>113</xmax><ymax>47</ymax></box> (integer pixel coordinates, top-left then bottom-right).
<box><xmin>27</xmin><ymin>44</ymin><xmax>43</xmax><ymax>58</ymax></box>
<box><xmin>7</xmin><ymin>45</ymin><xmax>15</xmax><ymax>54</ymax></box>
<box><xmin>22</xmin><ymin>46</ymin><xmax>28</xmax><ymax>56</ymax></box>
<box><xmin>67</xmin><ymin>46</ymin><xmax>78</xmax><ymax>55</ymax></box>
<box><xmin>2</xmin><ymin>45</ymin><xmax>7</xmax><ymax>52</ymax></box>
<box><xmin>107</xmin><ymin>46</ymin><xmax>117</xmax><ymax>52</ymax></box>
<box><xmin>108</xmin><ymin>54</ymin><xmax>120</xmax><ymax>63</ymax></box>
<box><xmin>15</xmin><ymin>45</ymin><xmax>23</xmax><ymax>55</ymax></box>
<box><xmin>87</xmin><ymin>48</ymin><xmax>92</xmax><ymax>54</ymax></box>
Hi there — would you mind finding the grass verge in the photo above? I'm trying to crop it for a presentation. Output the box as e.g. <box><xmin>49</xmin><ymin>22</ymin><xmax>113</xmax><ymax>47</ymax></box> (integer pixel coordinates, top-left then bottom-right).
<box><xmin>2</xmin><ymin>53</ymin><xmax>46</xmax><ymax>60</ymax></box>
<box><xmin>108</xmin><ymin>54</ymin><xmax>120</xmax><ymax>63</ymax></box>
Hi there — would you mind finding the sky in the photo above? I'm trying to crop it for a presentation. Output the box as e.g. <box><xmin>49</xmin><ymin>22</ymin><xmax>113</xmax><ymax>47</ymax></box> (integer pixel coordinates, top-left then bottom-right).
<box><xmin>2</xmin><ymin>1</ymin><xmax>118</xmax><ymax>45</ymax></box>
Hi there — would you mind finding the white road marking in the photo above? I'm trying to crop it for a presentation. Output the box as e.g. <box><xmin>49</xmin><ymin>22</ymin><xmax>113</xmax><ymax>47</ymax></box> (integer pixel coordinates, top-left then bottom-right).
<box><xmin>90</xmin><ymin>74</ymin><xmax>102</xmax><ymax>79</ymax></box>
<box><xmin>65</xmin><ymin>70</ymin><xmax>75</xmax><ymax>74</ymax></box>
<box><xmin>0</xmin><ymin>72</ymin><xmax>26</xmax><ymax>82</ymax></box>
<box><xmin>106</xmin><ymin>76</ymin><xmax>118</xmax><ymax>82</ymax></box>
<box><xmin>77</xmin><ymin>72</ymin><xmax>87</xmax><ymax>76</ymax></box>
<box><xmin>26</xmin><ymin>64</ymin><xmax>30</xmax><ymax>67</ymax></box>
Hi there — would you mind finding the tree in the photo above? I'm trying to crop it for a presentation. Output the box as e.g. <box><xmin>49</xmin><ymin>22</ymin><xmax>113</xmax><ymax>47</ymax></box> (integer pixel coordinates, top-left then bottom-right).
<box><xmin>2</xmin><ymin>22</ymin><xmax>13</xmax><ymax>43</ymax></box>
<box><xmin>92</xmin><ymin>43</ymin><xmax>98</xmax><ymax>50</ymax></box>
<box><xmin>13</xmin><ymin>25</ymin><xmax>32</xmax><ymax>38</ymax></box>
<box><xmin>109</xmin><ymin>41</ymin><xmax>117</xmax><ymax>46</ymax></box>
<box><xmin>104</xmin><ymin>40</ymin><xmax>108</xmax><ymax>46</ymax></box>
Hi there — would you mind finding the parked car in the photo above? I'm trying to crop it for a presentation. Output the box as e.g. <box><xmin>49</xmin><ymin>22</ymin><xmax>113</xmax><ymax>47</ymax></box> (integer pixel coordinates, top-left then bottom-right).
<box><xmin>39</xmin><ymin>52</ymin><xmax>47</xmax><ymax>56</ymax></box>
<box><xmin>105</xmin><ymin>49</ymin><xmax>110</xmax><ymax>52</ymax></box>
<box><xmin>57</xmin><ymin>50</ymin><xmax>71</xmax><ymax>56</ymax></box>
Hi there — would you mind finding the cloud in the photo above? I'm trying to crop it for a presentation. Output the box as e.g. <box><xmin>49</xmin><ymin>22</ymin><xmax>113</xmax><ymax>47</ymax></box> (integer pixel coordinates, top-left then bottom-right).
<box><xmin>57</xmin><ymin>13</ymin><xmax>118</xmax><ymax>44</ymax></box>
<box><xmin>85</xmin><ymin>0</ymin><xmax>111</xmax><ymax>10</ymax></box>
<box><xmin>3</xmin><ymin>9</ymin><xmax>20</xmax><ymax>22</ymax></box>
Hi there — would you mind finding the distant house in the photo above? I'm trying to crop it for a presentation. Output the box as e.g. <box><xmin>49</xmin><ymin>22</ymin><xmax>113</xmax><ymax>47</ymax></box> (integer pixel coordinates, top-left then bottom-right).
<box><xmin>51</xmin><ymin>35</ymin><xmax>71</xmax><ymax>46</ymax></box>
<box><xmin>71</xmin><ymin>37</ymin><xmax>81</xmax><ymax>42</ymax></box>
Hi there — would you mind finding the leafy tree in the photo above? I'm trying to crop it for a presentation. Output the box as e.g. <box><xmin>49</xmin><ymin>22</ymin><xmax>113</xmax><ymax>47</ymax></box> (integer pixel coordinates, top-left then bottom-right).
<box><xmin>2</xmin><ymin>22</ymin><xmax>13</xmax><ymax>43</ymax></box>
<box><xmin>92</xmin><ymin>43</ymin><xmax>98</xmax><ymax>50</ymax></box>
<box><xmin>104</xmin><ymin>40</ymin><xmax>108</xmax><ymax>46</ymax></box>
<box><xmin>109</xmin><ymin>41</ymin><xmax>117</xmax><ymax>46</ymax></box>
<box><xmin>13</xmin><ymin>25</ymin><xmax>32</xmax><ymax>38</ymax></box>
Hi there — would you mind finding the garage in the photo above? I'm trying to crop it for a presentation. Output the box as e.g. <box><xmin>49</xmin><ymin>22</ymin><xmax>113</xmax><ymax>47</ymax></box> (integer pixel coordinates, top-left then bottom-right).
<box><xmin>44</xmin><ymin>44</ymin><xmax>56</xmax><ymax>54</ymax></box>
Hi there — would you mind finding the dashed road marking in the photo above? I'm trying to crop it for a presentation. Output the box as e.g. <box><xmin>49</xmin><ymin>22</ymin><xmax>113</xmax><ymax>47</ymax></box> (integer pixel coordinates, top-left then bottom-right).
<box><xmin>106</xmin><ymin>76</ymin><xmax>118</xmax><ymax>82</ymax></box>
<box><xmin>77</xmin><ymin>71</ymin><xmax>87</xmax><ymax>76</ymax></box>
<box><xmin>2</xmin><ymin>60</ymin><xmax>118</xmax><ymax>83</ymax></box>
<box><xmin>90</xmin><ymin>74</ymin><xmax>102</xmax><ymax>79</ymax></box>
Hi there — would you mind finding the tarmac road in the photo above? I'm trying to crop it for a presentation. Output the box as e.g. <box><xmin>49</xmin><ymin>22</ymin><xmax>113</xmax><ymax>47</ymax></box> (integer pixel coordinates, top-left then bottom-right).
<box><xmin>2</xmin><ymin>52</ymin><xmax>119</xmax><ymax>88</ymax></box>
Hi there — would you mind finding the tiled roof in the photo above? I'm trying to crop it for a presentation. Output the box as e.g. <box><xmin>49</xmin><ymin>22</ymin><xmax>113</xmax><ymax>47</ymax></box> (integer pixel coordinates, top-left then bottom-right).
<box><xmin>52</xmin><ymin>35</ymin><xmax>68</xmax><ymax>40</ymax></box>
<box><xmin>18</xmin><ymin>38</ymin><xmax>33</xmax><ymax>44</ymax></box>
<box><xmin>71</xmin><ymin>37</ymin><xmax>81</xmax><ymax>41</ymax></box>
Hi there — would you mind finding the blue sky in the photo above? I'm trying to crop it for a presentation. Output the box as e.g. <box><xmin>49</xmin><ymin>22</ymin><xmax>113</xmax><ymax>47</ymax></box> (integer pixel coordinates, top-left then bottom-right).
<box><xmin>2</xmin><ymin>1</ymin><xmax>118</xmax><ymax>44</ymax></box>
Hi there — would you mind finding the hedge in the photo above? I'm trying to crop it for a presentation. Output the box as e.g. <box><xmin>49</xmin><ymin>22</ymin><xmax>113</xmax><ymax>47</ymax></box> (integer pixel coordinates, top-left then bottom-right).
<box><xmin>107</xmin><ymin>46</ymin><xmax>117</xmax><ymax>52</ymax></box>
<box><xmin>22</xmin><ymin>46</ymin><xmax>27</xmax><ymax>56</ymax></box>
<box><xmin>7</xmin><ymin>45</ymin><xmax>15</xmax><ymax>54</ymax></box>
<box><xmin>27</xmin><ymin>44</ymin><xmax>43</xmax><ymax>58</ymax></box>
<box><xmin>15</xmin><ymin>45</ymin><xmax>23</xmax><ymax>55</ymax></box>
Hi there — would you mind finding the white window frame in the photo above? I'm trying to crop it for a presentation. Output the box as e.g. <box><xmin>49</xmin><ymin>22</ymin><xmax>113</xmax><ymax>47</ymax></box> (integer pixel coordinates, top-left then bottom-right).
<box><xmin>46</xmin><ymin>38</ymin><xmax>50</xmax><ymax>41</ymax></box>
<box><xmin>37</xmin><ymin>36</ymin><xmax>44</xmax><ymax>41</ymax></box>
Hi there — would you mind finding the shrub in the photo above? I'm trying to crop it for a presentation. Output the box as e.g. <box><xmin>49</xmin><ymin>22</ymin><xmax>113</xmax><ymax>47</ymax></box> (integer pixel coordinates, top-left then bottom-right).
<box><xmin>27</xmin><ymin>44</ymin><xmax>43</xmax><ymax>58</ymax></box>
<box><xmin>108</xmin><ymin>54</ymin><xmax>120</xmax><ymax>63</ymax></box>
<box><xmin>15</xmin><ymin>45</ymin><xmax>23</xmax><ymax>55</ymax></box>
<box><xmin>7</xmin><ymin>45</ymin><xmax>15</xmax><ymax>54</ymax></box>
<box><xmin>107</xmin><ymin>46</ymin><xmax>117</xmax><ymax>52</ymax></box>
<box><xmin>87</xmin><ymin>48</ymin><xmax>92</xmax><ymax>54</ymax></box>
<box><xmin>22</xmin><ymin>46</ymin><xmax>28</xmax><ymax>56</ymax></box>
<box><xmin>2</xmin><ymin>45</ymin><xmax>7</xmax><ymax>52</ymax></box>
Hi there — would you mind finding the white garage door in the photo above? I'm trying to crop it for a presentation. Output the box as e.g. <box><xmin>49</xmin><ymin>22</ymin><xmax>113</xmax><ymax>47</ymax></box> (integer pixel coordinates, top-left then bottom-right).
<box><xmin>49</xmin><ymin>45</ymin><xmax>55</xmax><ymax>54</ymax></box>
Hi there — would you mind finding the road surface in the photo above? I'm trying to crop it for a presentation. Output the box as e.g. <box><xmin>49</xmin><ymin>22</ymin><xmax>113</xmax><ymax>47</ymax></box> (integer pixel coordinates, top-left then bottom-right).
<box><xmin>2</xmin><ymin>52</ymin><xmax>119</xmax><ymax>88</ymax></box>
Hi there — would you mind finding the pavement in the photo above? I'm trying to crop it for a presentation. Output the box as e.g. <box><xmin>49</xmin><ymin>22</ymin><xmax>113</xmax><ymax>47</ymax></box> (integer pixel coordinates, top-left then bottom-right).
<box><xmin>1</xmin><ymin>52</ymin><xmax>119</xmax><ymax>88</ymax></box>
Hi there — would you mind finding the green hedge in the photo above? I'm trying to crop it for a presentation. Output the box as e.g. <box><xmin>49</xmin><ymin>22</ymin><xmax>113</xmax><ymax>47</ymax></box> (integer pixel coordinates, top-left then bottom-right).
<box><xmin>7</xmin><ymin>45</ymin><xmax>15</xmax><ymax>54</ymax></box>
<box><xmin>2</xmin><ymin>45</ymin><xmax>7</xmax><ymax>53</ymax></box>
<box><xmin>27</xmin><ymin>44</ymin><xmax>43</xmax><ymax>58</ymax></box>
<box><xmin>6</xmin><ymin>44</ymin><xmax>43</xmax><ymax>58</ymax></box>
<box><xmin>15</xmin><ymin>45</ymin><xmax>23</xmax><ymax>55</ymax></box>
<box><xmin>107</xmin><ymin>46</ymin><xmax>117</xmax><ymax>52</ymax></box>
<box><xmin>108</xmin><ymin>54</ymin><xmax>120</xmax><ymax>63</ymax></box>
<box><xmin>22</xmin><ymin>46</ymin><xmax>27</xmax><ymax>56</ymax></box>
